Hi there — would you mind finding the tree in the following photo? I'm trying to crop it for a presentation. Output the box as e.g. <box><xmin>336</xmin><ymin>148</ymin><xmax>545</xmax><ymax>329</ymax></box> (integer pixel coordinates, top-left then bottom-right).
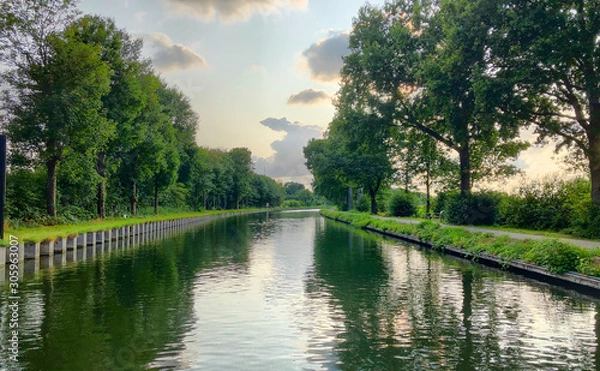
<box><xmin>66</xmin><ymin>15</ymin><xmax>145</xmax><ymax>218</ymax></box>
<box><xmin>304</xmin><ymin>138</ymin><xmax>350</xmax><ymax>208</ymax></box>
<box><xmin>491</xmin><ymin>0</ymin><xmax>600</xmax><ymax>206</ymax></box>
<box><xmin>305</xmin><ymin>107</ymin><xmax>396</xmax><ymax>214</ymax></box>
<box><xmin>284</xmin><ymin>182</ymin><xmax>305</xmax><ymax>199</ymax></box>
<box><xmin>228</xmin><ymin>148</ymin><xmax>253</xmax><ymax>209</ymax></box>
<box><xmin>342</xmin><ymin>0</ymin><xmax>528</xmax><ymax>195</ymax></box>
<box><xmin>3</xmin><ymin>19</ymin><xmax>112</xmax><ymax>216</ymax></box>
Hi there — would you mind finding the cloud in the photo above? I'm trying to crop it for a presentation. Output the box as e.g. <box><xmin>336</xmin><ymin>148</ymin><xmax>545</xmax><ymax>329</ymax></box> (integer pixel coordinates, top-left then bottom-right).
<box><xmin>165</xmin><ymin>0</ymin><xmax>308</xmax><ymax>22</ymax></box>
<box><xmin>287</xmin><ymin>89</ymin><xmax>330</xmax><ymax>105</ymax></box>
<box><xmin>254</xmin><ymin>117</ymin><xmax>322</xmax><ymax>182</ymax></box>
<box><xmin>146</xmin><ymin>33</ymin><xmax>208</xmax><ymax>72</ymax></box>
<box><xmin>300</xmin><ymin>31</ymin><xmax>350</xmax><ymax>83</ymax></box>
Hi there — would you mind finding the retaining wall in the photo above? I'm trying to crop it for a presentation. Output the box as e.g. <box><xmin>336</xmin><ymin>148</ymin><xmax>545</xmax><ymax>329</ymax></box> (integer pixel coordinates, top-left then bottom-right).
<box><xmin>1</xmin><ymin>211</ymin><xmax>262</xmax><ymax>282</ymax></box>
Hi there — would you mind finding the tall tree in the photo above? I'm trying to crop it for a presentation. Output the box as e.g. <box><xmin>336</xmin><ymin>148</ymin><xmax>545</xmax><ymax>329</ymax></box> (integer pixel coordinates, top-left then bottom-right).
<box><xmin>2</xmin><ymin>17</ymin><xmax>112</xmax><ymax>216</ymax></box>
<box><xmin>67</xmin><ymin>15</ymin><xmax>145</xmax><ymax>218</ymax></box>
<box><xmin>228</xmin><ymin>148</ymin><xmax>253</xmax><ymax>209</ymax></box>
<box><xmin>491</xmin><ymin>0</ymin><xmax>600</xmax><ymax>206</ymax></box>
<box><xmin>343</xmin><ymin>0</ymin><xmax>528</xmax><ymax>194</ymax></box>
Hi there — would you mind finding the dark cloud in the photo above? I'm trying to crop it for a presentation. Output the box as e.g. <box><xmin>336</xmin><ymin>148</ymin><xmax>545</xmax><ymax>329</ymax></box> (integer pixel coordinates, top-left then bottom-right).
<box><xmin>146</xmin><ymin>33</ymin><xmax>208</xmax><ymax>71</ymax></box>
<box><xmin>254</xmin><ymin>117</ymin><xmax>322</xmax><ymax>181</ymax></box>
<box><xmin>165</xmin><ymin>0</ymin><xmax>307</xmax><ymax>22</ymax></box>
<box><xmin>301</xmin><ymin>32</ymin><xmax>350</xmax><ymax>82</ymax></box>
<box><xmin>287</xmin><ymin>89</ymin><xmax>330</xmax><ymax>105</ymax></box>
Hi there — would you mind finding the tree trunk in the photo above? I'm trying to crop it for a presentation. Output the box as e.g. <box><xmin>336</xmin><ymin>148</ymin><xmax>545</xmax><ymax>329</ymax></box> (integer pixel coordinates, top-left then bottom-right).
<box><xmin>458</xmin><ymin>144</ymin><xmax>471</xmax><ymax>194</ymax></box>
<box><xmin>154</xmin><ymin>182</ymin><xmax>159</xmax><ymax>215</ymax></box>
<box><xmin>589</xmin><ymin>112</ymin><xmax>600</xmax><ymax>206</ymax></box>
<box><xmin>96</xmin><ymin>152</ymin><xmax>106</xmax><ymax>218</ymax></box>
<box><xmin>369</xmin><ymin>179</ymin><xmax>382</xmax><ymax>215</ymax></box>
<box><xmin>46</xmin><ymin>157</ymin><xmax>59</xmax><ymax>217</ymax></box>
<box><xmin>426</xmin><ymin>161</ymin><xmax>431</xmax><ymax>217</ymax></box>
<box><xmin>130</xmin><ymin>180</ymin><xmax>137</xmax><ymax>216</ymax></box>
<box><xmin>369</xmin><ymin>189</ymin><xmax>378</xmax><ymax>215</ymax></box>
<box><xmin>347</xmin><ymin>187</ymin><xmax>353</xmax><ymax>211</ymax></box>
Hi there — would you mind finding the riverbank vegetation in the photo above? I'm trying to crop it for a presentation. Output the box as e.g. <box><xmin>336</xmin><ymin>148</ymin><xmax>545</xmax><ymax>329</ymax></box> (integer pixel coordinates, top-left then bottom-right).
<box><xmin>321</xmin><ymin>209</ymin><xmax>600</xmax><ymax>277</ymax></box>
<box><xmin>304</xmin><ymin>0</ymin><xmax>600</xmax><ymax>239</ymax></box>
<box><xmin>3</xmin><ymin>209</ymin><xmax>260</xmax><ymax>245</ymax></box>
<box><xmin>0</xmin><ymin>1</ymin><xmax>321</xmax><ymax>228</ymax></box>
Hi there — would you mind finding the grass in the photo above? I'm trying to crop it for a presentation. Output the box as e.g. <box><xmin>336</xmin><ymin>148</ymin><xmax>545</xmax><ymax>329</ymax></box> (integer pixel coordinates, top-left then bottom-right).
<box><xmin>322</xmin><ymin>209</ymin><xmax>600</xmax><ymax>277</ymax></box>
<box><xmin>382</xmin><ymin>213</ymin><xmax>598</xmax><ymax>241</ymax></box>
<box><xmin>1</xmin><ymin>209</ymin><xmax>263</xmax><ymax>246</ymax></box>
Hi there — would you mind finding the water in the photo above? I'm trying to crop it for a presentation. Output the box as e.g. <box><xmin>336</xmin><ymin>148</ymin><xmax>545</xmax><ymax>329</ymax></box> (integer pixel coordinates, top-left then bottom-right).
<box><xmin>1</xmin><ymin>211</ymin><xmax>599</xmax><ymax>370</ymax></box>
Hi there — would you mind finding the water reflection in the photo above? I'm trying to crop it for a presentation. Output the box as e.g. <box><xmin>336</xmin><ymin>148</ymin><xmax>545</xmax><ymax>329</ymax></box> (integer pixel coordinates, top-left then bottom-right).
<box><xmin>311</xmin><ymin>220</ymin><xmax>599</xmax><ymax>370</ymax></box>
<box><xmin>0</xmin><ymin>212</ymin><xmax>598</xmax><ymax>371</ymax></box>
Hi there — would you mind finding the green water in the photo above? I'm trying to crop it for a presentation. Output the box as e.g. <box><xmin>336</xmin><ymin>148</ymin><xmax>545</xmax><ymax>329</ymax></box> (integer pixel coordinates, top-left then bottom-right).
<box><xmin>1</xmin><ymin>211</ymin><xmax>599</xmax><ymax>370</ymax></box>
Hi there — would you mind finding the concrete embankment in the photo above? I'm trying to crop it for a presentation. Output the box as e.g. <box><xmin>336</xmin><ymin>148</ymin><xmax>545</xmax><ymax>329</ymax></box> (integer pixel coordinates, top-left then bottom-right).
<box><xmin>322</xmin><ymin>213</ymin><xmax>600</xmax><ymax>296</ymax></box>
<box><xmin>1</xmin><ymin>210</ymin><xmax>265</xmax><ymax>281</ymax></box>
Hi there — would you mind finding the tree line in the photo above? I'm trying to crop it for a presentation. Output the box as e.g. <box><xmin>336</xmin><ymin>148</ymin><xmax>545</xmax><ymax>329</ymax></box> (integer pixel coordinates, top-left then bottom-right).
<box><xmin>305</xmin><ymin>0</ymin><xmax>600</xmax><ymax>224</ymax></box>
<box><xmin>0</xmin><ymin>0</ymin><xmax>307</xmax><ymax>225</ymax></box>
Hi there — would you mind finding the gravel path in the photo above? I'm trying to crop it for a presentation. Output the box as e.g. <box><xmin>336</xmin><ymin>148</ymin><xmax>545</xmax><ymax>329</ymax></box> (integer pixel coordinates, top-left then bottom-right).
<box><xmin>372</xmin><ymin>215</ymin><xmax>600</xmax><ymax>250</ymax></box>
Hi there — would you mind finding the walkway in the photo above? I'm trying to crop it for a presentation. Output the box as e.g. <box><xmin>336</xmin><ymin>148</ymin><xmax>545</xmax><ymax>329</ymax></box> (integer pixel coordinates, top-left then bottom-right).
<box><xmin>373</xmin><ymin>216</ymin><xmax>600</xmax><ymax>250</ymax></box>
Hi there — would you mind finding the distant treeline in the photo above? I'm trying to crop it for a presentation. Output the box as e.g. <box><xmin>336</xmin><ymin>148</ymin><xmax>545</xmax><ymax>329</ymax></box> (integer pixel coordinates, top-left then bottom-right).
<box><xmin>0</xmin><ymin>1</ymin><xmax>317</xmax><ymax>225</ymax></box>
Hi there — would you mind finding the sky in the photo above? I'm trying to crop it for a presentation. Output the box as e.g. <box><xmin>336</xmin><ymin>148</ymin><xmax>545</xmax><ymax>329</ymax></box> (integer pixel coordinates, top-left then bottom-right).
<box><xmin>78</xmin><ymin>0</ymin><xmax>567</xmax><ymax>189</ymax></box>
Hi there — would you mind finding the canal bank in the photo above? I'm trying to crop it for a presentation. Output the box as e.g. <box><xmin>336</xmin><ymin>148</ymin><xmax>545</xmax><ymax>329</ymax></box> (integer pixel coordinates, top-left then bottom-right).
<box><xmin>0</xmin><ymin>209</ymin><xmax>268</xmax><ymax>280</ymax></box>
<box><xmin>321</xmin><ymin>209</ymin><xmax>600</xmax><ymax>295</ymax></box>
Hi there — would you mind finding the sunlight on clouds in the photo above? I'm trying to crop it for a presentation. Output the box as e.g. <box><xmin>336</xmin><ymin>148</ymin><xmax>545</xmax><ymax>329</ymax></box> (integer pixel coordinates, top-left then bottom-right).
<box><xmin>164</xmin><ymin>0</ymin><xmax>308</xmax><ymax>22</ymax></box>
<box><xmin>299</xmin><ymin>31</ymin><xmax>350</xmax><ymax>83</ymax></box>
<box><xmin>287</xmin><ymin>89</ymin><xmax>330</xmax><ymax>105</ymax></box>
<box><xmin>253</xmin><ymin>118</ymin><xmax>322</xmax><ymax>185</ymax></box>
<box><xmin>146</xmin><ymin>32</ymin><xmax>208</xmax><ymax>71</ymax></box>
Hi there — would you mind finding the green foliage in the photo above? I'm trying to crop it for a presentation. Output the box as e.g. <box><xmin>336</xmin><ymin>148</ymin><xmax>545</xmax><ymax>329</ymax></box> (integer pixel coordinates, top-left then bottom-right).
<box><xmin>356</xmin><ymin>196</ymin><xmax>370</xmax><ymax>213</ymax></box>
<box><xmin>388</xmin><ymin>191</ymin><xmax>417</xmax><ymax>217</ymax></box>
<box><xmin>571</xmin><ymin>202</ymin><xmax>600</xmax><ymax>239</ymax></box>
<box><xmin>6</xmin><ymin>168</ymin><xmax>46</xmax><ymax>222</ymax></box>
<box><xmin>498</xmin><ymin>177</ymin><xmax>590</xmax><ymax>231</ymax></box>
<box><xmin>524</xmin><ymin>240</ymin><xmax>585</xmax><ymax>274</ymax></box>
<box><xmin>282</xmin><ymin>200</ymin><xmax>302</xmax><ymax>208</ymax></box>
<box><xmin>321</xmin><ymin>209</ymin><xmax>597</xmax><ymax>277</ymax></box>
<box><xmin>445</xmin><ymin>192</ymin><xmax>499</xmax><ymax>226</ymax></box>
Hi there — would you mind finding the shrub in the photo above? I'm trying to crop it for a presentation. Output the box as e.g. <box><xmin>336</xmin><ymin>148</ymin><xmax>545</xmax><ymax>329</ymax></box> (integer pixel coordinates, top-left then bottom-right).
<box><xmin>498</xmin><ymin>177</ymin><xmax>590</xmax><ymax>231</ymax></box>
<box><xmin>282</xmin><ymin>199</ymin><xmax>302</xmax><ymax>208</ymax></box>
<box><xmin>356</xmin><ymin>196</ymin><xmax>370</xmax><ymax>212</ymax></box>
<box><xmin>445</xmin><ymin>192</ymin><xmax>498</xmax><ymax>226</ymax></box>
<box><xmin>433</xmin><ymin>191</ymin><xmax>456</xmax><ymax>214</ymax></box>
<box><xmin>571</xmin><ymin>202</ymin><xmax>600</xmax><ymax>239</ymax></box>
<box><xmin>388</xmin><ymin>191</ymin><xmax>417</xmax><ymax>217</ymax></box>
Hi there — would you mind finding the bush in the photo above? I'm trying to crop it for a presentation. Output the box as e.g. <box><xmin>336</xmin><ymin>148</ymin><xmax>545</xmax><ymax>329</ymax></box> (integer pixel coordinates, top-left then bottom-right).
<box><xmin>356</xmin><ymin>196</ymin><xmax>370</xmax><ymax>212</ymax></box>
<box><xmin>433</xmin><ymin>191</ymin><xmax>455</xmax><ymax>214</ymax></box>
<box><xmin>498</xmin><ymin>177</ymin><xmax>590</xmax><ymax>231</ymax></box>
<box><xmin>282</xmin><ymin>199</ymin><xmax>302</xmax><ymax>208</ymax></box>
<box><xmin>571</xmin><ymin>202</ymin><xmax>600</xmax><ymax>239</ymax></box>
<box><xmin>388</xmin><ymin>191</ymin><xmax>417</xmax><ymax>217</ymax></box>
<box><xmin>445</xmin><ymin>192</ymin><xmax>499</xmax><ymax>226</ymax></box>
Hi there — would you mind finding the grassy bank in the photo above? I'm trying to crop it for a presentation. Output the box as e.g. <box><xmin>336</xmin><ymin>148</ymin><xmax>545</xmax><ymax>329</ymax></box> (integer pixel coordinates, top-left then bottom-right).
<box><xmin>1</xmin><ymin>209</ymin><xmax>264</xmax><ymax>246</ymax></box>
<box><xmin>321</xmin><ymin>209</ymin><xmax>600</xmax><ymax>277</ymax></box>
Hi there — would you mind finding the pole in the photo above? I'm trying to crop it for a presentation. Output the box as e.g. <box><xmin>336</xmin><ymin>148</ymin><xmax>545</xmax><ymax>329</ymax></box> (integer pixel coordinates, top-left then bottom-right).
<box><xmin>0</xmin><ymin>134</ymin><xmax>6</xmax><ymax>240</ymax></box>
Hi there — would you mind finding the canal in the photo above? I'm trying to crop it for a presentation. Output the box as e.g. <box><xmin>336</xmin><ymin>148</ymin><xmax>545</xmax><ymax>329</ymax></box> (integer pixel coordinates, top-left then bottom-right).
<box><xmin>1</xmin><ymin>210</ymin><xmax>599</xmax><ymax>370</ymax></box>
